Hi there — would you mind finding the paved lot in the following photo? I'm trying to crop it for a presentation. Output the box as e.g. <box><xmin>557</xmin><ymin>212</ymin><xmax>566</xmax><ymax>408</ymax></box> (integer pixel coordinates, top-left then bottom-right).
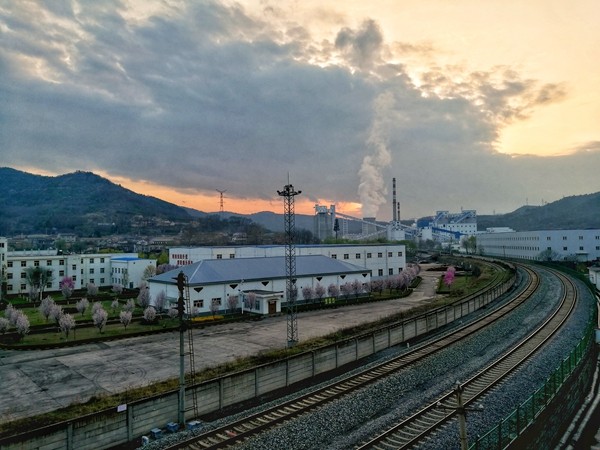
<box><xmin>0</xmin><ymin>269</ymin><xmax>442</xmax><ymax>423</ymax></box>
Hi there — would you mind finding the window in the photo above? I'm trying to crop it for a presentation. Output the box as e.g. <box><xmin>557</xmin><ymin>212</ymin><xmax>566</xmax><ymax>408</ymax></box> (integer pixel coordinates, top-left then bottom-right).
<box><xmin>355</xmin><ymin>253</ymin><xmax>361</xmax><ymax>259</ymax></box>
<box><xmin>90</xmin><ymin>279</ymin><xmax>95</xmax><ymax>284</ymax></box>
<box><xmin>343</xmin><ymin>254</ymin><xmax>349</xmax><ymax>260</ymax></box>
<box><xmin>100</xmin><ymin>258</ymin><xmax>105</xmax><ymax>263</ymax></box>
<box><xmin>547</xmin><ymin>237</ymin><xmax>551</xmax><ymax>240</ymax></box>
<box><xmin>229</xmin><ymin>254</ymin><xmax>235</xmax><ymax>259</ymax></box>
<box><xmin>562</xmin><ymin>236</ymin><xmax>567</xmax><ymax>240</ymax></box>
<box><xmin>100</xmin><ymin>278</ymin><xmax>105</xmax><ymax>284</ymax></box>
<box><xmin>100</xmin><ymin>268</ymin><xmax>105</xmax><ymax>273</ymax></box>
<box><xmin>21</xmin><ymin>284</ymin><xmax>26</xmax><ymax>290</ymax></box>
<box><xmin>20</xmin><ymin>272</ymin><xmax>26</xmax><ymax>279</ymax></box>
<box><xmin>563</xmin><ymin>247</ymin><xmax>568</xmax><ymax>251</ymax></box>
<box><xmin>7</xmin><ymin>285</ymin><xmax>12</xmax><ymax>291</ymax></box>
<box><xmin>378</xmin><ymin>269</ymin><xmax>383</xmax><ymax>276</ymax></box>
<box><xmin>398</xmin><ymin>252</ymin><xmax>402</xmax><ymax>257</ymax></box>
<box><xmin>366</xmin><ymin>253</ymin><xmax>372</xmax><ymax>258</ymax></box>
<box><xmin>46</xmin><ymin>282</ymin><xmax>52</xmax><ymax>288</ymax></box>
<box><xmin>388</xmin><ymin>268</ymin><xmax>393</xmax><ymax>275</ymax></box>
<box><xmin>388</xmin><ymin>252</ymin><xmax>392</xmax><ymax>257</ymax></box>
<box><xmin>21</xmin><ymin>261</ymin><xmax>26</xmax><ymax>267</ymax></box>
<box><xmin>59</xmin><ymin>260</ymin><xmax>65</xmax><ymax>266</ymax></box>
<box><xmin>59</xmin><ymin>270</ymin><xmax>65</xmax><ymax>276</ymax></box>
<box><xmin>34</xmin><ymin>260</ymin><xmax>39</xmax><ymax>267</ymax></box>
<box><xmin>331</xmin><ymin>254</ymin><xmax>337</xmax><ymax>259</ymax></box>
<box><xmin>378</xmin><ymin>252</ymin><xmax>383</xmax><ymax>258</ymax></box>
<box><xmin>72</xmin><ymin>276</ymin><xmax>76</xmax><ymax>281</ymax></box>
<box><xmin>46</xmin><ymin>260</ymin><xmax>52</xmax><ymax>266</ymax></box>
<box><xmin>90</xmin><ymin>268</ymin><xmax>95</xmax><ymax>274</ymax></box>
<box><xmin>216</xmin><ymin>254</ymin><xmax>222</xmax><ymax>259</ymax></box>
<box><xmin>81</xmin><ymin>269</ymin><xmax>84</xmax><ymax>274</ymax></box>
<box><xmin>193</xmin><ymin>300</ymin><xmax>204</xmax><ymax>308</ymax></box>
<box><xmin>72</xmin><ymin>265</ymin><xmax>76</xmax><ymax>270</ymax></box>
<box><xmin>90</xmin><ymin>258</ymin><xmax>95</xmax><ymax>263</ymax></box>
<box><xmin>6</xmin><ymin>273</ymin><xmax>12</xmax><ymax>279</ymax></box>
<box><xmin>579</xmin><ymin>236</ymin><xmax>583</xmax><ymax>240</ymax></box>
<box><xmin>579</xmin><ymin>246</ymin><xmax>584</xmax><ymax>251</ymax></box>
<box><xmin>211</xmin><ymin>298</ymin><xmax>221</xmax><ymax>306</ymax></box>
<box><xmin>7</xmin><ymin>261</ymin><xmax>12</xmax><ymax>268</ymax></box>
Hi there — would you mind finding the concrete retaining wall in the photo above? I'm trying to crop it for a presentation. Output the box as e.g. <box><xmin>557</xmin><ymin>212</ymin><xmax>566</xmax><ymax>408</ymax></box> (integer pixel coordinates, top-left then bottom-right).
<box><xmin>0</xmin><ymin>272</ymin><xmax>517</xmax><ymax>450</ymax></box>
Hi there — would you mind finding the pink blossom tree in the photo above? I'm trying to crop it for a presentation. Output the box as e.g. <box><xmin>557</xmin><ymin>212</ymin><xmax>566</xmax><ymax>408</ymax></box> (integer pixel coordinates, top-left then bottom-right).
<box><xmin>443</xmin><ymin>266</ymin><xmax>456</xmax><ymax>287</ymax></box>
<box><xmin>4</xmin><ymin>303</ymin><xmax>17</xmax><ymax>324</ymax></box>
<box><xmin>76</xmin><ymin>298</ymin><xmax>89</xmax><ymax>316</ymax></box>
<box><xmin>0</xmin><ymin>317</ymin><xmax>9</xmax><ymax>334</ymax></box>
<box><xmin>39</xmin><ymin>296</ymin><xmax>55</xmax><ymax>322</ymax></box>
<box><xmin>246</xmin><ymin>292</ymin><xmax>257</xmax><ymax>311</ymax></box>
<box><xmin>112</xmin><ymin>284</ymin><xmax>123</xmax><ymax>295</ymax></box>
<box><xmin>301</xmin><ymin>286</ymin><xmax>314</xmax><ymax>302</ymax></box>
<box><xmin>327</xmin><ymin>283</ymin><xmax>340</xmax><ymax>298</ymax></box>
<box><xmin>122</xmin><ymin>298</ymin><xmax>135</xmax><ymax>313</ymax></box>
<box><xmin>92</xmin><ymin>306</ymin><xmax>108</xmax><ymax>333</ymax></box>
<box><xmin>154</xmin><ymin>291</ymin><xmax>167</xmax><ymax>312</ymax></box>
<box><xmin>137</xmin><ymin>282</ymin><xmax>150</xmax><ymax>309</ymax></box>
<box><xmin>314</xmin><ymin>283</ymin><xmax>326</xmax><ymax>301</ymax></box>
<box><xmin>120</xmin><ymin>311</ymin><xmax>132</xmax><ymax>329</ymax></box>
<box><xmin>86</xmin><ymin>283</ymin><xmax>98</xmax><ymax>297</ymax></box>
<box><xmin>370</xmin><ymin>279</ymin><xmax>384</xmax><ymax>295</ymax></box>
<box><xmin>340</xmin><ymin>282</ymin><xmax>352</xmax><ymax>299</ymax></box>
<box><xmin>60</xmin><ymin>276</ymin><xmax>75</xmax><ymax>303</ymax></box>
<box><xmin>227</xmin><ymin>295</ymin><xmax>239</xmax><ymax>313</ymax></box>
<box><xmin>59</xmin><ymin>313</ymin><xmax>76</xmax><ymax>339</ymax></box>
<box><xmin>350</xmin><ymin>279</ymin><xmax>363</xmax><ymax>297</ymax></box>
<box><xmin>49</xmin><ymin>303</ymin><xmax>63</xmax><ymax>327</ymax></box>
<box><xmin>15</xmin><ymin>312</ymin><xmax>30</xmax><ymax>340</ymax></box>
<box><xmin>143</xmin><ymin>306</ymin><xmax>157</xmax><ymax>322</ymax></box>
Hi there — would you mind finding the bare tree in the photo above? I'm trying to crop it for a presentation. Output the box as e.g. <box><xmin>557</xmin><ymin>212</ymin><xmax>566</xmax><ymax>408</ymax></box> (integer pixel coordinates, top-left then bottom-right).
<box><xmin>93</xmin><ymin>306</ymin><xmax>108</xmax><ymax>333</ymax></box>
<box><xmin>76</xmin><ymin>298</ymin><xmax>89</xmax><ymax>316</ymax></box>
<box><xmin>59</xmin><ymin>313</ymin><xmax>76</xmax><ymax>339</ymax></box>
<box><xmin>119</xmin><ymin>311</ymin><xmax>132</xmax><ymax>329</ymax></box>
<box><xmin>210</xmin><ymin>299</ymin><xmax>219</xmax><ymax>318</ymax></box>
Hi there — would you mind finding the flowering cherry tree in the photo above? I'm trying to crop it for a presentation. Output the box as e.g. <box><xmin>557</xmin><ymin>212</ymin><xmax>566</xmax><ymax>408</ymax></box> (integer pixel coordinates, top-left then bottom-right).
<box><xmin>120</xmin><ymin>311</ymin><xmax>132</xmax><ymax>329</ymax></box>
<box><xmin>123</xmin><ymin>298</ymin><xmax>135</xmax><ymax>313</ymax></box>
<box><xmin>327</xmin><ymin>284</ymin><xmax>340</xmax><ymax>298</ymax></box>
<box><xmin>444</xmin><ymin>266</ymin><xmax>456</xmax><ymax>287</ymax></box>
<box><xmin>0</xmin><ymin>317</ymin><xmax>9</xmax><ymax>334</ymax></box>
<box><xmin>76</xmin><ymin>298</ymin><xmax>89</xmax><ymax>316</ymax></box>
<box><xmin>59</xmin><ymin>313</ymin><xmax>76</xmax><ymax>339</ymax></box>
<box><xmin>86</xmin><ymin>283</ymin><xmax>98</xmax><ymax>297</ymax></box>
<box><xmin>39</xmin><ymin>296</ymin><xmax>55</xmax><ymax>322</ymax></box>
<box><xmin>15</xmin><ymin>312</ymin><xmax>30</xmax><ymax>340</ymax></box>
<box><xmin>137</xmin><ymin>282</ymin><xmax>150</xmax><ymax>309</ymax></box>
<box><xmin>60</xmin><ymin>276</ymin><xmax>75</xmax><ymax>302</ymax></box>
<box><xmin>143</xmin><ymin>306</ymin><xmax>156</xmax><ymax>322</ymax></box>
<box><xmin>314</xmin><ymin>283</ymin><xmax>326</xmax><ymax>301</ymax></box>
<box><xmin>93</xmin><ymin>306</ymin><xmax>108</xmax><ymax>333</ymax></box>
<box><xmin>301</xmin><ymin>286</ymin><xmax>314</xmax><ymax>302</ymax></box>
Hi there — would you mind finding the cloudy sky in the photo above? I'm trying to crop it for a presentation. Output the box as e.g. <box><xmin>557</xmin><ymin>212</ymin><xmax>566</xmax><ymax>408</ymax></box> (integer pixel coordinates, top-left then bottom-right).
<box><xmin>2</xmin><ymin>1</ymin><xmax>599</xmax><ymax>220</ymax></box>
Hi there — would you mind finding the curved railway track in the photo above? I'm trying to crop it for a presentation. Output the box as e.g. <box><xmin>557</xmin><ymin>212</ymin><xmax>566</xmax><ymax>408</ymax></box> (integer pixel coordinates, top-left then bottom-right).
<box><xmin>356</xmin><ymin>265</ymin><xmax>578</xmax><ymax>450</ymax></box>
<box><xmin>165</xmin><ymin>264</ymin><xmax>549</xmax><ymax>450</ymax></box>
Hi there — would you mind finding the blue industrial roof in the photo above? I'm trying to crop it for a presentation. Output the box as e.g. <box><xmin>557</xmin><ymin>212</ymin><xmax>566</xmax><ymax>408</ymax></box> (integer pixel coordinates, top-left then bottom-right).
<box><xmin>151</xmin><ymin>255</ymin><xmax>370</xmax><ymax>286</ymax></box>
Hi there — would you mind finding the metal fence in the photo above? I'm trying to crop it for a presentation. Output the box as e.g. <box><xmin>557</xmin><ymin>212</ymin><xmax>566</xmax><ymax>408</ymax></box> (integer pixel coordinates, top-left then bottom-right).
<box><xmin>469</xmin><ymin>317</ymin><xmax>596</xmax><ymax>449</ymax></box>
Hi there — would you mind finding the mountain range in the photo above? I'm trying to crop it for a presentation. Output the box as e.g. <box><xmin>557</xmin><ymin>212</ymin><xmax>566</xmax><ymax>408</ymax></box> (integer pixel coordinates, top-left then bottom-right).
<box><xmin>1</xmin><ymin>167</ymin><xmax>599</xmax><ymax>237</ymax></box>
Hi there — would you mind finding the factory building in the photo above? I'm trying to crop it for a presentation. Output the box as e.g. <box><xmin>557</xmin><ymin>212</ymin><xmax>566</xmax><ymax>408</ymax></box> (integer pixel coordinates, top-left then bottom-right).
<box><xmin>169</xmin><ymin>243</ymin><xmax>406</xmax><ymax>278</ymax></box>
<box><xmin>477</xmin><ymin>229</ymin><xmax>600</xmax><ymax>262</ymax></box>
<box><xmin>148</xmin><ymin>254</ymin><xmax>371</xmax><ymax>316</ymax></box>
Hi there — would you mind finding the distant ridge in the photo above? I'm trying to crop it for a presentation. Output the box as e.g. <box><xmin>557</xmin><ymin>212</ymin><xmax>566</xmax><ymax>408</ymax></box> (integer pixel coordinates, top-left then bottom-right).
<box><xmin>1</xmin><ymin>167</ymin><xmax>599</xmax><ymax>236</ymax></box>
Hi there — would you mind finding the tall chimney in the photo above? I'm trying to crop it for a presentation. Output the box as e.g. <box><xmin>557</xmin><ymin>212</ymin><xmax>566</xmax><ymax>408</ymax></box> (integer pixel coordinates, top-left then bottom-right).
<box><xmin>392</xmin><ymin>177</ymin><xmax>397</xmax><ymax>222</ymax></box>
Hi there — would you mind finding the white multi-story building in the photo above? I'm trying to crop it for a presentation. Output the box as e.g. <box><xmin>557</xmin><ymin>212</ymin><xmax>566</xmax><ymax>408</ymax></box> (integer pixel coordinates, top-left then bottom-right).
<box><xmin>477</xmin><ymin>229</ymin><xmax>600</xmax><ymax>262</ymax></box>
<box><xmin>111</xmin><ymin>256</ymin><xmax>156</xmax><ymax>289</ymax></box>
<box><xmin>169</xmin><ymin>243</ymin><xmax>406</xmax><ymax>279</ymax></box>
<box><xmin>0</xmin><ymin>237</ymin><xmax>150</xmax><ymax>296</ymax></box>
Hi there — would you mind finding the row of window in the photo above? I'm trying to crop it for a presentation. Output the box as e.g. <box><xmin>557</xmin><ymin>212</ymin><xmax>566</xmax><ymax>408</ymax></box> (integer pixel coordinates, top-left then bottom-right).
<box><xmin>5</xmin><ymin>278</ymin><xmax>106</xmax><ymax>292</ymax></box>
<box><xmin>6</xmin><ymin>257</ymin><xmax>107</xmax><ymax>268</ymax></box>
<box><xmin>484</xmin><ymin>235</ymin><xmax>600</xmax><ymax>242</ymax></box>
<box><xmin>332</xmin><ymin>251</ymin><xmax>403</xmax><ymax>260</ymax></box>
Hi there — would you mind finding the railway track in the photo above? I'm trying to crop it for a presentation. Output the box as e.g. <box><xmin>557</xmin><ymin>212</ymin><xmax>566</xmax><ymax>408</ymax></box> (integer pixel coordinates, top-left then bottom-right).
<box><xmin>164</xmin><ymin>264</ymin><xmax>545</xmax><ymax>450</ymax></box>
<box><xmin>355</xmin><ymin>266</ymin><xmax>577</xmax><ymax>449</ymax></box>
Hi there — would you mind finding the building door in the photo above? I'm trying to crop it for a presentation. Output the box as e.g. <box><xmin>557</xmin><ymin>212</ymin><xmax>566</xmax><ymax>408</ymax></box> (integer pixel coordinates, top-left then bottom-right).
<box><xmin>268</xmin><ymin>300</ymin><xmax>276</xmax><ymax>315</ymax></box>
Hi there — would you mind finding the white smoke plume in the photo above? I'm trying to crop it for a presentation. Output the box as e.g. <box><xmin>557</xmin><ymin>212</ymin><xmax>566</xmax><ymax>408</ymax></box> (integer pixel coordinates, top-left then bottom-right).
<box><xmin>358</xmin><ymin>92</ymin><xmax>394</xmax><ymax>218</ymax></box>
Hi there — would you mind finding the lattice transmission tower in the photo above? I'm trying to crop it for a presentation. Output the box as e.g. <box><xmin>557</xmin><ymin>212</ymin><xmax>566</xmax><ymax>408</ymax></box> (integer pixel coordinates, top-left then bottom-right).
<box><xmin>277</xmin><ymin>182</ymin><xmax>301</xmax><ymax>347</ymax></box>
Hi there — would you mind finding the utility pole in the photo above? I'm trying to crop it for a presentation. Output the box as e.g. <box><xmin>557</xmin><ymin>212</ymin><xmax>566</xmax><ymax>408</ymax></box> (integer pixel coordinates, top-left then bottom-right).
<box><xmin>277</xmin><ymin>181</ymin><xmax>301</xmax><ymax>348</ymax></box>
<box><xmin>437</xmin><ymin>381</ymin><xmax>483</xmax><ymax>450</ymax></box>
<box><xmin>175</xmin><ymin>271</ymin><xmax>187</xmax><ymax>425</ymax></box>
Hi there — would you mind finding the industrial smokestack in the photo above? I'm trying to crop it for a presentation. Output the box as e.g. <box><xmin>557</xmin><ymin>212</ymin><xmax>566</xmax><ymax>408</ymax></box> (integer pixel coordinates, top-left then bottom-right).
<box><xmin>392</xmin><ymin>177</ymin><xmax>397</xmax><ymax>222</ymax></box>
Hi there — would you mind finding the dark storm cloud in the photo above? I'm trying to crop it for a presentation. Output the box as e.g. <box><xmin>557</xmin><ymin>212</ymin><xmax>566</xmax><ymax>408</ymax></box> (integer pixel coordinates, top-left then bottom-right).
<box><xmin>1</xmin><ymin>1</ymin><xmax>598</xmax><ymax>218</ymax></box>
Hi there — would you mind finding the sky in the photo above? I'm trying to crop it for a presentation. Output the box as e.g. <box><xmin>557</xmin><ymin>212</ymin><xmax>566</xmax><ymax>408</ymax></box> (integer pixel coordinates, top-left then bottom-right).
<box><xmin>1</xmin><ymin>0</ymin><xmax>600</xmax><ymax>220</ymax></box>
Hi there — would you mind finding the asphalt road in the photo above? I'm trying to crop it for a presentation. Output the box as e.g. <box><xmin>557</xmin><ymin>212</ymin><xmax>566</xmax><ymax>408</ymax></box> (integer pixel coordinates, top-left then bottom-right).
<box><xmin>0</xmin><ymin>269</ymin><xmax>442</xmax><ymax>423</ymax></box>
